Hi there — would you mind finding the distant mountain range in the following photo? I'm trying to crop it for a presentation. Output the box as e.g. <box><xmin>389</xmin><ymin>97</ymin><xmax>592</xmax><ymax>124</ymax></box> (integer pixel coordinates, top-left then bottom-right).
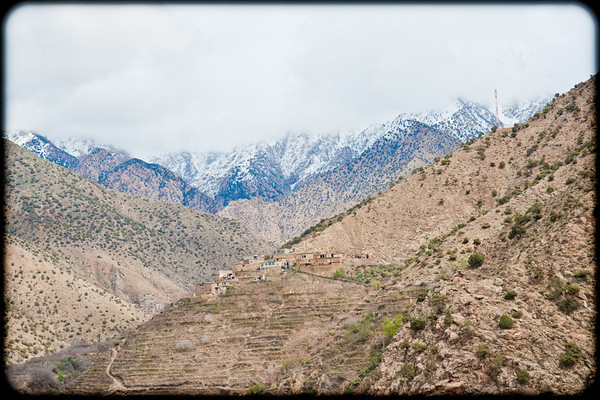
<box><xmin>4</xmin><ymin>96</ymin><xmax>551</xmax><ymax>244</ymax></box>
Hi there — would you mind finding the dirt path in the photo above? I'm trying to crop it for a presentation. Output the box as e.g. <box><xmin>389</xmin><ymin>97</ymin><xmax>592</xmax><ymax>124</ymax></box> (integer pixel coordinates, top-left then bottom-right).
<box><xmin>106</xmin><ymin>340</ymin><xmax>128</xmax><ymax>394</ymax></box>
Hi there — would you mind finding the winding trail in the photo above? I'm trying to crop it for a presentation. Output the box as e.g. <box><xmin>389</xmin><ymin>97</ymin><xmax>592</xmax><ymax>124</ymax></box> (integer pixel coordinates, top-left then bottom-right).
<box><xmin>106</xmin><ymin>340</ymin><xmax>128</xmax><ymax>394</ymax></box>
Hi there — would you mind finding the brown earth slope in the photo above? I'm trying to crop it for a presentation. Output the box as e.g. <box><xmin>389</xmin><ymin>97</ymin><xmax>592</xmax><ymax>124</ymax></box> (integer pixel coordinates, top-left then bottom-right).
<box><xmin>3</xmin><ymin>235</ymin><xmax>145</xmax><ymax>365</ymax></box>
<box><xmin>3</xmin><ymin>140</ymin><xmax>273</xmax><ymax>366</ymax></box>
<box><xmin>63</xmin><ymin>271</ymin><xmax>425</xmax><ymax>395</ymax></box>
<box><xmin>294</xmin><ymin>76</ymin><xmax>597</xmax><ymax>395</ymax></box>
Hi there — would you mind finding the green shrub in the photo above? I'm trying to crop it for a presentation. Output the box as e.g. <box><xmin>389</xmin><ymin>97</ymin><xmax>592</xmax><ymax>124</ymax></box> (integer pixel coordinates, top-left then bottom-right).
<box><xmin>515</xmin><ymin>368</ymin><xmax>530</xmax><ymax>385</ymax></box>
<box><xmin>347</xmin><ymin>314</ymin><xmax>374</xmax><ymax>342</ymax></box>
<box><xmin>411</xmin><ymin>342</ymin><xmax>427</xmax><ymax>352</ymax></box>
<box><xmin>333</xmin><ymin>267</ymin><xmax>346</xmax><ymax>278</ymax></box>
<box><xmin>431</xmin><ymin>294</ymin><xmax>448</xmax><ymax>314</ymax></box>
<box><xmin>565</xmin><ymin>284</ymin><xmax>580</xmax><ymax>295</ymax></box>
<box><xmin>461</xmin><ymin>320</ymin><xmax>476</xmax><ymax>340</ymax></box>
<box><xmin>476</xmin><ymin>343</ymin><xmax>490</xmax><ymax>358</ymax></box>
<box><xmin>559</xmin><ymin>343</ymin><xmax>582</xmax><ymax>367</ymax></box>
<box><xmin>498</xmin><ymin>314</ymin><xmax>514</xmax><ymax>329</ymax></box>
<box><xmin>400</xmin><ymin>363</ymin><xmax>415</xmax><ymax>380</ymax></box>
<box><xmin>409</xmin><ymin>318</ymin><xmax>426</xmax><ymax>331</ymax></box>
<box><xmin>249</xmin><ymin>383</ymin><xmax>265</xmax><ymax>394</ymax></box>
<box><xmin>557</xmin><ymin>297</ymin><xmax>580</xmax><ymax>314</ymax></box>
<box><xmin>416</xmin><ymin>291</ymin><xmax>428</xmax><ymax>303</ymax></box>
<box><xmin>381</xmin><ymin>317</ymin><xmax>398</xmax><ymax>338</ymax></box>
<box><xmin>508</xmin><ymin>225</ymin><xmax>526</xmax><ymax>239</ymax></box>
<box><xmin>488</xmin><ymin>354</ymin><xmax>504</xmax><ymax>376</ymax></box>
<box><xmin>443</xmin><ymin>311</ymin><xmax>453</xmax><ymax>325</ymax></box>
<box><xmin>504</xmin><ymin>290</ymin><xmax>517</xmax><ymax>300</ymax></box>
<box><xmin>511</xmin><ymin>310</ymin><xmax>523</xmax><ymax>319</ymax></box>
<box><xmin>573</xmin><ymin>270</ymin><xmax>590</xmax><ymax>280</ymax></box>
<box><xmin>467</xmin><ymin>253</ymin><xmax>485</xmax><ymax>269</ymax></box>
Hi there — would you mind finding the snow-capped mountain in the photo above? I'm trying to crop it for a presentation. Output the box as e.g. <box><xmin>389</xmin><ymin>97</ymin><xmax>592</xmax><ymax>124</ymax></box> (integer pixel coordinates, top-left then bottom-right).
<box><xmin>149</xmin><ymin>131</ymin><xmax>376</xmax><ymax>201</ymax></box>
<box><xmin>53</xmin><ymin>137</ymin><xmax>116</xmax><ymax>158</ymax></box>
<box><xmin>4</xmin><ymin>95</ymin><xmax>550</xmax><ymax>222</ymax></box>
<box><xmin>149</xmin><ymin>97</ymin><xmax>548</xmax><ymax>208</ymax></box>
<box><xmin>500</xmin><ymin>96</ymin><xmax>553</xmax><ymax>126</ymax></box>
<box><xmin>4</xmin><ymin>130</ymin><xmax>80</xmax><ymax>169</ymax></box>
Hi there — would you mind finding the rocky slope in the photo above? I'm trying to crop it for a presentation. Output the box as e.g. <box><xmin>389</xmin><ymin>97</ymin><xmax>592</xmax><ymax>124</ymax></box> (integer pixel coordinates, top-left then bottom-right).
<box><xmin>292</xmin><ymin>76</ymin><xmax>596</xmax><ymax>394</ymax></box>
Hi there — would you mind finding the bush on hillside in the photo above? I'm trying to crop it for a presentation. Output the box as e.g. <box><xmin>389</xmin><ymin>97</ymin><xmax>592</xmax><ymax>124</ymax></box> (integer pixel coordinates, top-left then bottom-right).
<box><xmin>409</xmin><ymin>318</ymin><xmax>426</xmax><ymax>331</ymax></box>
<box><xmin>467</xmin><ymin>253</ymin><xmax>485</xmax><ymax>269</ymax></box>
<box><xmin>249</xmin><ymin>383</ymin><xmax>265</xmax><ymax>394</ymax></box>
<box><xmin>504</xmin><ymin>290</ymin><xmax>518</xmax><ymax>300</ymax></box>
<box><xmin>559</xmin><ymin>342</ymin><xmax>582</xmax><ymax>367</ymax></box>
<box><xmin>498</xmin><ymin>314</ymin><xmax>514</xmax><ymax>329</ymax></box>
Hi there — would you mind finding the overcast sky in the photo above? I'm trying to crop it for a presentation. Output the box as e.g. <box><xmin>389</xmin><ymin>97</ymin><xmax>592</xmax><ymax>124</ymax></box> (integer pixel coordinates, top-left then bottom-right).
<box><xmin>3</xmin><ymin>3</ymin><xmax>597</xmax><ymax>158</ymax></box>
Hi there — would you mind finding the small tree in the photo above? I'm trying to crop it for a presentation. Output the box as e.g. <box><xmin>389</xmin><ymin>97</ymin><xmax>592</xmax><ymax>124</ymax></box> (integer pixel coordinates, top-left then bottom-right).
<box><xmin>498</xmin><ymin>314</ymin><xmax>514</xmax><ymax>329</ymax></box>
<box><xmin>381</xmin><ymin>317</ymin><xmax>398</xmax><ymax>338</ymax></box>
<box><xmin>410</xmin><ymin>317</ymin><xmax>426</xmax><ymax>331</ymax></box>
<box><xmin>467</xmin><ymin>253</ymin><xmax>485</xmax><ymax>269</ymax></box>
<box><xmin>508</xmin><ymin>225</ymin><xmax>526</xmax><ymax>239</ymax></box>
<box><xmin>515</xmin><ymin>368</ymin><xmax>530</xmax><ymax>385</ymax></box>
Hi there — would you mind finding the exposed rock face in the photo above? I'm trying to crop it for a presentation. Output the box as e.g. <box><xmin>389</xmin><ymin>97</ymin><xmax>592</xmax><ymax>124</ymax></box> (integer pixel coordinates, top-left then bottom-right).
<box><xmin>74</xmin><ymin>147</ymin><xmax>130</xmax><ymax>182</ymax></box>
<box><xmin>99</xmin><ymin>158</ymin><xmax>189</xmax><ymax>204</ymax></box>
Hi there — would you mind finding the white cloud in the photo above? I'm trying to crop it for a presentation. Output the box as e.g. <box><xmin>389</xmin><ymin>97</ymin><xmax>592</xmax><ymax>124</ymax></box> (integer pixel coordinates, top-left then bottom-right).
<box><xmin>3</xmin><ymin>3</ymin><xmax>597</xmax><ymax>156</ymax></box>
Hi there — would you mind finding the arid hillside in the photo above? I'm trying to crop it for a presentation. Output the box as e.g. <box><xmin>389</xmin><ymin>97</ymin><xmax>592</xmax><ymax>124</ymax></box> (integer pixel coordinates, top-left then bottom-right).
<box><xmin>3</xmin><ymin>140</ymin><xmax>273</xmax><ymax>365</ymax></box>
<box><xmin>4</xmin><ymin>139</ymin><xmax>272</xmax><ymax>293</ymax></box>
<box><xmin>293</xmin><ymin>76</ymin><xmax>597</xmax><ymax>394</ymax></box>
<box><xmin>298</xmin><ymin>78</ymin><xmax>596</xmax><ymax>264</ymax></box>
<box><xmin>3</xmin><ymin>235</ymin><xmax>145</xmax><ymax>365</ymax></box>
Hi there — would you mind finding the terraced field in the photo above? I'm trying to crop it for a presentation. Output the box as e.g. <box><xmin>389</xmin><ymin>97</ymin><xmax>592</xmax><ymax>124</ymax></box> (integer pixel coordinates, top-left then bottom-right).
<box><xmin>66</xmin><ymin>270</ymin><xmax>419</xmax><ymax>395</ymax></box>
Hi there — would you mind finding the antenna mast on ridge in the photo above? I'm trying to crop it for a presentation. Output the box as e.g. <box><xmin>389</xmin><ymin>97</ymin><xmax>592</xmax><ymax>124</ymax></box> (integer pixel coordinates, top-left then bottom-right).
<box><xmin>494</xmin><ymin>89</ymin><xmax>501</xmax><ymax>128</ymax></box>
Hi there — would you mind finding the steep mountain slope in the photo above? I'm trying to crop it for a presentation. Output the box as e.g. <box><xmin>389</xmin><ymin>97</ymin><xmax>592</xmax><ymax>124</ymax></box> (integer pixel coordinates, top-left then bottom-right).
<box><xmin>3</xmin><ymin>235</ymin><xmax>145</xmax><ymax>365</ymax></box>
<box><xmin>3</xmin><ymin>139</ymin><xmax>273</xmax><ymax>365</ymax></box>
<box><xmin>291</xmin><ymin>76</ymin><xmax>596</xmax><ymax>394</ymax></box>
<box><xmin>5</xmin><ymin>130</ymin><xmax>80</xmax><ymax>169</ymax></box>
<box><xmin>73</xmin><ymin>147</ymin><xmax>131</xmax><ymax>182</ymax></box>
<box><xmin>219</xmin><ymin>121</ymin><xmax>462</xmax><ymax>244</ymax></box>
<box><xmin>296</xmin><ymin>85</ymin><xmax>592</xmax><ymax>262</ymax></box>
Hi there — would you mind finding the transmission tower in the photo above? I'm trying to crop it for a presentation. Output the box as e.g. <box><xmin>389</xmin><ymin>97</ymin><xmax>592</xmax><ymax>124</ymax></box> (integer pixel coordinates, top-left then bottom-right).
<box><xmin>494</xmin><ymin>89</ymin><xmax>501</xmax><ymax>128</ymax></box>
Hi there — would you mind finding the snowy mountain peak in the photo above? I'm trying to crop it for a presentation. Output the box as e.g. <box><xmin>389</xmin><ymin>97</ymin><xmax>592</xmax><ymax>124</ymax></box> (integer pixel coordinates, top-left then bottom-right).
<box><xmin>4</xmin><ymin>129</ymin><xmax>43</xmax><ymax>147</ymax></box>
<box><xmin>3</xmin><ymin>129</ymin><xmax>80</xmax><ymax>169</ymax></box>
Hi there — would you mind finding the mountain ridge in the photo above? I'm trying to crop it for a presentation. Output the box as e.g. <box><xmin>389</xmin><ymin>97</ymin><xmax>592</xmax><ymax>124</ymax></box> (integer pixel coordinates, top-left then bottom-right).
<box><xmin>4</xmin><ymin>97</ymin><xmax>549</xmax><ymax>226</ymax></box>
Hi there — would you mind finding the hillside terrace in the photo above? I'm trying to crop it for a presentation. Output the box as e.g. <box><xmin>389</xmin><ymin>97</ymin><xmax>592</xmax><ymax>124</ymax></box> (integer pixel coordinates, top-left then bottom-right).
<box><xmin>195</xmin><ymin>250</ymin><xmax>370</xmax><ymax>297</ymax></box>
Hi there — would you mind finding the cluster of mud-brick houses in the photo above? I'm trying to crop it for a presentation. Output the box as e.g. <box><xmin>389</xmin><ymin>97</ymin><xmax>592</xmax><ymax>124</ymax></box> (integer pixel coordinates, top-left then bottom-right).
<box><xmin>195</xmin><ymin>249</ymin><xmax>370</xmax><ymax>297</ymax></box>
